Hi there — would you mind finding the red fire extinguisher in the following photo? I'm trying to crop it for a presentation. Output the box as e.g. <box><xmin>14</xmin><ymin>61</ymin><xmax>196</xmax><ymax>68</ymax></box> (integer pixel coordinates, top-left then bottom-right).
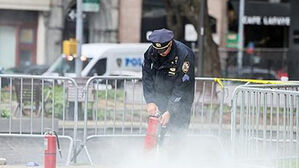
<box><xmin>44</xmin><ymin>131</ymin><xmax>62</xmax><ymax>168</ymax></box>
<box><xmin>144</xmin><ymin>112</ymin><xmax>167</xmax><ymax>152</ymax></box>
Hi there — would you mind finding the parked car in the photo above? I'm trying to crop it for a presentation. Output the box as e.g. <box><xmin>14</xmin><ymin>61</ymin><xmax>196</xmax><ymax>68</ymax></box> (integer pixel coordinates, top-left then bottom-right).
<box><xmin>0</xmin><ymin>67</ymin><xmax>22</xmax><ymax>87</ymax></box>
<box><xmin>238</xmin><ymin>67</ymin><xmax>278</xmax><ymax>80</ymax></box>
<box><xmin>1</xmin><ymin>67</ymin><xmax>22</xmax><ymax>74</ymax></box>
<box><xmin>226</xmin><ymin>67</ymin><xmax>278</xmax><ymax>80</ymax></box>
<box><xmin>23</xmin><ymin>65</ymin><xmax>49</xmax><ymax>75</ymax></box>
<box><xmin>0</xmin><ymin>65</ymin><xmax>48</xmax><ymax>87</ymax></box>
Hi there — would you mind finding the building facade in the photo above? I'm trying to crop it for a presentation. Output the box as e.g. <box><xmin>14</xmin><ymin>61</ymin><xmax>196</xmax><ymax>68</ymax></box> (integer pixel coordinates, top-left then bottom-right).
<box><xmin>227</xmin><ymin>0</ymin><xmax>290</xmax><ymax>76</ymax></box>
<box><xmin>0</xmin><ymin>0</ymin><xmax>66</xmax><ymax>70</ymax></box>
<box><xmin>0</xmin><ymin>0</ymin><xmax>227</xmax><ymax>71</ymax></box>
<box><xmin>140</xmin><ymin>0</ymin><xmax>228</xmax><ymax>48</ymax></box>
<box><xmin>229</xmin><ymin>0</ymin><xmax>290</xmax><ymax>48</ymax></box>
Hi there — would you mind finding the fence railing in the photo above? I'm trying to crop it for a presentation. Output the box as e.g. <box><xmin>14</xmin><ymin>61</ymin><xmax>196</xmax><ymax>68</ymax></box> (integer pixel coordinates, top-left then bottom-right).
<box><xmin>1</xmin><ymin>74</ymin><xmax>299</xmax><ymax>167</ymax></box>
<box><xmin>76</xmin><ymin>76</ymin><xmax>240</xmax><ymax>164</ymax></box>
<box><xmin>231</xmin><ymin>83</ymin><xmax>299</xmax><ymax>168</ymax></box>
<box><xmin>0</xmin><ymin>74</ymin><xmax>79</xmax><ymax>165</ymax></box>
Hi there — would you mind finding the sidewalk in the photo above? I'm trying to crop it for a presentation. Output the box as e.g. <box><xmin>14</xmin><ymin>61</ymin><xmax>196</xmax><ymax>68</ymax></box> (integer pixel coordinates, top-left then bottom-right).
<box><xmin>0</xmin><ymin>165</ymin><xmax>102</xmax><ymax>168</ymax></box>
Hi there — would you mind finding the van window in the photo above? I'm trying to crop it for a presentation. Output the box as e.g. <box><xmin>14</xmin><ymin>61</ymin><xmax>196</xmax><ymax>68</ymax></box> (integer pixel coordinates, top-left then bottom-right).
<box><xmin>88</xmin><ymin>58</ymin><xmax>107</xmax><ymax>76</ymax></box>
<box><xmin>49</xmin><ymin>57</ymin><xmax>91</xmax><ymax>75</ymax></box>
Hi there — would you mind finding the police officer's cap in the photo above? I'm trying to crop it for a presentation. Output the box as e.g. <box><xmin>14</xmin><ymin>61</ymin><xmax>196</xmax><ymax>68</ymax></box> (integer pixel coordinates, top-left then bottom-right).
<box><xmin>148</xmin><ymin>28</ymin><xmax>174</xmax><ymax>50</ymax></box>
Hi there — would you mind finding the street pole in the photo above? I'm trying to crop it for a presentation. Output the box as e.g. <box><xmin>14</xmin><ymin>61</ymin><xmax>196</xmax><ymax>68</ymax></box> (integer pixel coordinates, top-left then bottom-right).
<box><xmin>73</xmin><ymin>0</ymin><xmax>83</xmax><ymax>164</ymax></box>
<box><xmin>75</xmin><ymin>0</ymin><xmax>83</xmax><ymax>77</ymax></box>
<box><xmin>198</xmin><ymin>0</ymin><xmax>206</xmax><ymax>77</ymax></box>
<box><xmin>237</xmin><ymin>0</ymin><xmax>245</xmax><ymax>74</ymax></box>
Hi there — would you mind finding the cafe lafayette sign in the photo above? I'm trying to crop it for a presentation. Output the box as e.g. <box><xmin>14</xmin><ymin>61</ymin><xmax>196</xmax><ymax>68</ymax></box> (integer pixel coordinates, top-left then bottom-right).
<box><xmin>242</xmin><ymin>16</ymin><xmax>290</xmax><ymax>26</ymax></box>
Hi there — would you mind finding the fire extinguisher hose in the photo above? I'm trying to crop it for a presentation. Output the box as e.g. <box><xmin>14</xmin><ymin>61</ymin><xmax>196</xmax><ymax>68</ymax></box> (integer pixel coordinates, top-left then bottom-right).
<box><xmin>157</xmin><ymin>126</ymin><xmax>167</xmax><ymax>147</ymax></box>
<box><xmin>52</xmin><ymin>131</ymin><xmax>62</xmax><ymax>158</ymax></box>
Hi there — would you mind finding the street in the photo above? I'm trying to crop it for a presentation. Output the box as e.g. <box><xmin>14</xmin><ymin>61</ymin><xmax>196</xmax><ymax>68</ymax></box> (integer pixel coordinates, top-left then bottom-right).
<box><xmin>0</xmin><ymin>135</ymin><xmax>233</xmax><ymax>168</ymax></box>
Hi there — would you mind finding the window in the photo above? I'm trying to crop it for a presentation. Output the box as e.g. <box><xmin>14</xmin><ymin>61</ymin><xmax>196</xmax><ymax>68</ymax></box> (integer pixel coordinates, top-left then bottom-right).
<box><xmin>19</xmin><ymin>50</ymin><xmax>32</xmax><ymax>69</ymax></box>
<box><xmin>20</xmin><ymin>28</ymin><xmax>34</xmax><ymax>44</ymax></box>
<box><xmin>49</xmin><ymin>57</ymin><xmax>91</xmax><ymax>75</ymax></box>
<box><xmin>88</xmin><ymin>58</ymin><xmax>107</xmax><ymax>76</ymax></box>
<box><xmin>0</xmin><ymin>26</ymin><xmax>16</xmax><ymax>69</ymax></box>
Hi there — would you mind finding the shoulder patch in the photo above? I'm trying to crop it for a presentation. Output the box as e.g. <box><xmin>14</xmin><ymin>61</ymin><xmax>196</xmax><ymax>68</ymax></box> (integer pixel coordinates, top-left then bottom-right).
<box><xmin>182</xmin><ymin>61</ymin><xmax>190</xmax><ymax>73</ymax></box>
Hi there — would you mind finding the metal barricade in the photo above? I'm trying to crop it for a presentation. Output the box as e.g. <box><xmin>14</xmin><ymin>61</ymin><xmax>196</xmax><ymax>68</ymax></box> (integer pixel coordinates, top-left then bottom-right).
<box><xmin>0</xmin><ymin>74</ymin><xmax>79</xmax><ymax>165</ymax></box>
<box><xmin>78</xmin><ymin>76</ymin><xmax>236</xmax><ymax>165</ymax></box>
<box><xmin>231</xmin><ymin>84</ymin><xmax>299</xmax><ymax>168</ymax></box>
<box><xmin>191</xmin><ymin>78</ymin><xmax>234</xmax><ymax>137</ymax></box>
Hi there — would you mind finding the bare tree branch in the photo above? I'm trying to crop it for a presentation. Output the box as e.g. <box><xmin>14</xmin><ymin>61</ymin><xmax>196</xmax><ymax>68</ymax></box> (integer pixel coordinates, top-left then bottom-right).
<box><xmin>164</xmin><ymin>0</ymin><xmax>221</xmax><ymax>77</ymax></box>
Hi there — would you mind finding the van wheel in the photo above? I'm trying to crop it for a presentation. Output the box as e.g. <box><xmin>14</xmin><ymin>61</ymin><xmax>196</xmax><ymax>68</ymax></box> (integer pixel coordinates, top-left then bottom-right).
<box><xmin>110</xmin><ymin>80</ymin><xmax>124</xmax><ymax>89</ymax></box>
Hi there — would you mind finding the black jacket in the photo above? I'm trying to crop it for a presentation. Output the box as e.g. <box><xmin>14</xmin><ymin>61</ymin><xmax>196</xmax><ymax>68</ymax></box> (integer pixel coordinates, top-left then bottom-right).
<box><xmin>142</xmin><ymin>40</ymin><xmax>195</xmax><ymax>125</ymax></box>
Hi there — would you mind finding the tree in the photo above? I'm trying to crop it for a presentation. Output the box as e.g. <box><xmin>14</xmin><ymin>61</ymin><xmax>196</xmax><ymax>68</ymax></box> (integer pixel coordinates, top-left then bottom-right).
<box><xmin>164</xmin><ymin>0</ymin><xmax>221</xmax><ymax>77</ymax></box>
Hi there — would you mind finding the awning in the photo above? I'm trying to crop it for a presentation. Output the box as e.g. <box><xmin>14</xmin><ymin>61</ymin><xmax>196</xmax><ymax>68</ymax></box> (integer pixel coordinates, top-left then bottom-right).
<box><xmin>231</xmin><ymin>1</ymin><xmax>290</xmax><ymax>17</ymax></box>
<box><xmin>0</xmin><ymin>0</ymin><xmax>50</xmax><ymax>11</ymax></box>
<box><xmin>231</xmin><ymin>1</ymin><xmax>290</xmax><ymax>26</ymax></box>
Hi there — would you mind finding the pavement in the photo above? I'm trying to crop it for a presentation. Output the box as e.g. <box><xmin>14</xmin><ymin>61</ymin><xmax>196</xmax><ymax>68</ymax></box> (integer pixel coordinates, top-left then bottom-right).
<box><xmin>0</xmin><ymin>166</ymin><xmax>96</xmax><ymax>168</ymax></box>
<box><xmin>0</xmin><ymin>135</ymin><xmax>145</xmax><ymax>167</ymax></box>
<box><xmin>0</xmin><ymin>136</ymin><xmax>72</xmax><ymax>165</ymax></box>
<box><xmin>0</xmin><ymin>135</ymin><xmax>234</xmax><ymax>168</ymax></box>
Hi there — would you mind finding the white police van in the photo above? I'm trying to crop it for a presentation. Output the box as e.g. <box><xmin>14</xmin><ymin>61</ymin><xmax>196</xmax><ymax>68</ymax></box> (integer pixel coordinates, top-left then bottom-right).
<box><xmin>43</xmin><ymin>43</ymin><xmax>151</xmax><ymax>77</ymax></box>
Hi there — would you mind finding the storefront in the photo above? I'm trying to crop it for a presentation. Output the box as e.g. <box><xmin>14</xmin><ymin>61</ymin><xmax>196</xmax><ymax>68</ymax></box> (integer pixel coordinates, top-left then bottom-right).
<box><xmin>0</xmin><ymin>10</ymin><xmax>37</xmax><ymax>70</ymax></box>
<box><xmin>229</xmin><ymin>0</ymin><xmax>290</xmax><ymax>48</ymax></box>
<box><xmin>226</xmin><ymin>0</ymin><xmax>290</xmax><ymax>77</ymax></box>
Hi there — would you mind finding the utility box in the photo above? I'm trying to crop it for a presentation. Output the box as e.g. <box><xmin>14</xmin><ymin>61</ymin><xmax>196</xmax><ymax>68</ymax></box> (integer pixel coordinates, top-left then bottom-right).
<box><xmin>67</xmin><ymin>77</ymin><xmax>94</xmax><ymax>102</ymax></box>
<box><xmin>66</xmin><ymin>77</ymin><xmax>94</xmax><ymax>120</ymax></box>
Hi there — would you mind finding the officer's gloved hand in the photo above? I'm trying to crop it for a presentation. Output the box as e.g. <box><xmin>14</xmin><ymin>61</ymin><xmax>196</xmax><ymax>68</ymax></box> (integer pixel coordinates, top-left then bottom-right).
<box><xmin>160</xmin><ymin>111</ymin><xmax>170</xmax><ymax>127</ymax></box>
<box><xmin>146</xmin><ymin>103</ymin><xmax>158</xmax><ymax>116</ymax></box>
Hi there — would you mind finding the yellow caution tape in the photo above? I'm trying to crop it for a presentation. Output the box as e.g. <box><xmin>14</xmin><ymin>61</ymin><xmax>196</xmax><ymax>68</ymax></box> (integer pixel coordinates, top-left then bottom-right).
<box><xmin>214</xmin><ymin>78</ymin><xmax>291</xmax><ymax>89</ymax></box>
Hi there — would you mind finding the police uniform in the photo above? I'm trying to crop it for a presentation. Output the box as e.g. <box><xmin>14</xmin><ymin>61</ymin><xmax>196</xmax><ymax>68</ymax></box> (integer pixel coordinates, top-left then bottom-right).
<box><xmin>142</xmin><ymin>28</ymin><xmax>195</xmax><ymax>130</ymax></box>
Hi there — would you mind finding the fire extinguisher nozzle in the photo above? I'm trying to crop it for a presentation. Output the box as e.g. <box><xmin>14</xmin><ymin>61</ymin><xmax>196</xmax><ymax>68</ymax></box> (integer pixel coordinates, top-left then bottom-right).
<box><xmin>53</xmin><ymin>131</ymin><xmax>63</xmax><ymax>158</ymax></box>
<box><xmin>58</xmin><ymin>150</ymin><xmax>62</xmax><ymax>158</ymax></box>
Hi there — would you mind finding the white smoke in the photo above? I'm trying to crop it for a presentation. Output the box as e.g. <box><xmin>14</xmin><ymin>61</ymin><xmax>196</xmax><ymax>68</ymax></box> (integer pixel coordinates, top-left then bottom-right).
<box><xmin>85</xmin><ymin>134</ymin><xmax>279</xmax><ymax>168</ymax></box>
<box><xmin>103</xmin><ymin>135</ymin><xmax>232</xmax><ymax>168</ymax></box>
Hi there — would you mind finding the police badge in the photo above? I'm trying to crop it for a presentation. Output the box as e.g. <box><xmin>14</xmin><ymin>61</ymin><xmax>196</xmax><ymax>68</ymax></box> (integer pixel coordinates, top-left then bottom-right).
<box><xmin>116</xmin><ymin>58</ymin><xmax>122</xmax><ymax>67</ymax></box>
<box><xmin>155</xmin><ymin>43</ymin><xmax>161</xmax><ymax>48</ymax></box>
<box><xmin>182</xmin><ymin>61</ymin><xmax>190</xmax><ymax>73</ymax></box>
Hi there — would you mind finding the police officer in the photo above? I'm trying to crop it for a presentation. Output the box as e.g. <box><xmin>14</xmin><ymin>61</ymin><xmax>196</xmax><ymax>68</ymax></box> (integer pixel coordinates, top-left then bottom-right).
<box><xmin>142</xmin><ymin>28</ymin><xmax>195</xmax><ymax>133</ymax></box>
